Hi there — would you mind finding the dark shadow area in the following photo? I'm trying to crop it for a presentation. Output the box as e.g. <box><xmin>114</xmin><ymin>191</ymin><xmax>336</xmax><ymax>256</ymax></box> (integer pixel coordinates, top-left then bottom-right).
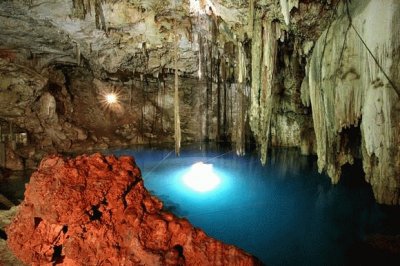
<box><xmin>340</xmin><ymin>125</ymin><xmax>362</xmax><ymax>159</ymax></box>
<box><xmin>174</xmin><ymin>244</ymin><xmax>184</xmax><ymax>258</ymax></box>
<box><xmin>34</xmin><ymin>217</ymin><xmax>42</xmax><ymax>228</ymax></box>
<box><xmin>0</xmin><ymin>229</ymin><xmax>7</xmax><ymax>240</ymax></box>
<box><xmin>346</xmin><ymin>235</ymin><xmax>400</xmax><ymax>266</ymax></box>
<box><xmin>51</xmin><ymin>245</ymin><xmax>64</xmax><ymax>264</ymax></box>
<box><xmin>0</xmin><ymin>169</ymin><xmax>32</xmax><ymax>208</ymax></box>
<box><xmin>88</xmin><ymin>205</ymin><xmax>102</xmax><ymax>221</ymax></box>
<box><xmin>339</xmin><ymin>159</ymin><xmax>368</xmax><ymax>188</ymax></box>
<box><xmin>62</xmin><ymin>225</ymin><xmax>68</xmax><ymax>234</ymax></box>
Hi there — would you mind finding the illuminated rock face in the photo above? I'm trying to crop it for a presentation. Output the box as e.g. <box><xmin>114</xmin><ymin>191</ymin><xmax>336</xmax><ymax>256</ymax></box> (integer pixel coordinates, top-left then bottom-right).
<box><xmin>302</xmin><ymin>0</ymin><xmax>400</xmax><ymax>204</ymax></box>
<box><xmin>6</xmin><ymin>154</ymin><xmax>261</xmax><ymax>265</ymax></box>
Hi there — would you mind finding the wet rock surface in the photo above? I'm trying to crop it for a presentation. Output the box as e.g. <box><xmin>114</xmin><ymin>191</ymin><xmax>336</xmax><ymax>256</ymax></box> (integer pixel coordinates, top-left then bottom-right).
<box><xmin>6</xmin><ymin>153</ymin><xmax>261</xmax><ymax>265</ymax></box>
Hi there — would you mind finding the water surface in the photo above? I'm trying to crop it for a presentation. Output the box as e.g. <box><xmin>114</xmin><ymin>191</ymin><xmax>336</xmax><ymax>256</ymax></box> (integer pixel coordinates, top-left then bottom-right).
<box><xmin>109</xmin><ymin>144</ymin><xmax>399</xmax><ymax>265</ymax></box>
<box><xmin>1</xmin><ymin>144</ymin><xmax>399</xmax><ymax>265</ymax></box>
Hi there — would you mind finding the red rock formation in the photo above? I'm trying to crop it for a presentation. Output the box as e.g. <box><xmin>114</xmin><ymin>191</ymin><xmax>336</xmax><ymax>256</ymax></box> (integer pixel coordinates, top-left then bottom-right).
<box><xmin>6</xmin><ymin>153</ymin><xmax>262</xmax><ymax>265</ymax></box>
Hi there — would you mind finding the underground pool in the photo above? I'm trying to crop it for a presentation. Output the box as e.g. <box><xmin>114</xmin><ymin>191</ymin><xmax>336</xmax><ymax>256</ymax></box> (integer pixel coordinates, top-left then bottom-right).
<box><xmin>1</xmin><ymin>144</ymin><xmax>399</xmax><ymax>265</ymax></box>
<box><xmin>107</xmin><ymin>143</ymin><xmax>400</xmax><ymax>265</ymax></box>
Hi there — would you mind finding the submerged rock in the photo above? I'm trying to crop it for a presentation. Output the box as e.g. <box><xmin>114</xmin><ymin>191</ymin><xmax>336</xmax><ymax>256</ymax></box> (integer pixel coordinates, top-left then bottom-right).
<box><xmin>6</xmin><ymin>153</ymin><xmax>262</xmax><ymax>265</ymax></box>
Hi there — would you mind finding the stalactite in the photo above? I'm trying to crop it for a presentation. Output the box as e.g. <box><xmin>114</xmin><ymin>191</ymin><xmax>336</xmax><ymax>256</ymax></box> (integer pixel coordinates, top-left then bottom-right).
<box><xmin>129</xmin><ymin>79</ymin><xmax>133</xmax><ymax>108</ymax></box>
<box><xmin>305</xmin><ymin>0</ymin><xmax>400</xmax><ymax>204</ymax></box>
<box><xmin>249</xmin><ymin>11</ymin><xmax>262</xmax><ymax>146</ymax></box>
<box><xmin>198</xmin><ymin>33</ymin><xmax>203</xmax><ymax>80</ymax></box>
<box><xmin>279</xmin><ymin>0</ymin><xmax>298</xmax><ymax>25</ymax></box>
<box><xmin>158</xmin><ymin>70</ymin><xmax>165</xmax><ymax>132</ymax></box>
<box><xmin>205</xmin><ymin>39</ymin><xmax>211</xmax><ymax>141</ymax></box>
<box><xmin>174</xmin><ymin>19</ymin><xmax>181</xmax><ymax>156</ymax></box>
<box><xmin>76</xmin><ymin>42</ymin><xmax>81</xmax><ymax>66</ymax></box>
<box><xmin>9</xmin><ymin>121</ymin><xmax>13</xmax><ymax>142</ymax></box>
<box><xmin>249</xmin><ymin>16</ymin><xmax>278</xmax><ymax>165</ymax></box>
<box><xmin>248</xmin><ymin>0</ymin><xmax>255</xmax><ymax>39</ymax></box>
<box><xmin>71</xmin><ymin>0</ymin><xmax>86</xmax><ymax>19</ymax></box>
<box><xmin>139</xmin><ymin>76</ymin><xmax>145</xmax><ymax>142</ymax></box>
<box><xmin>85</xmin><ymin>0</ymin><xmax>92</xmax><ymax>16</ymax></box>
<box><xmin>279</xmin><ymin>0</ymin><xmax>290</xmax><ymax>25</ymax></box>
<box><xmin>222</xmin><ymin>58</ymin><xmax>228</xmax><ymax>140</ymax></box>
<box><xmin>95</xmin><ymin>0</ymin><xmax>107</xmax><ymax>31</ymax></box>
<box><xmin>236</xmin><ymin>42</ymin><xmax>247</xmax><ymax>156</ymax></box>
<box><xmin>216</xmin><ymin>51</ymin><xmax>221</xmax><ymax>142</ymax></box>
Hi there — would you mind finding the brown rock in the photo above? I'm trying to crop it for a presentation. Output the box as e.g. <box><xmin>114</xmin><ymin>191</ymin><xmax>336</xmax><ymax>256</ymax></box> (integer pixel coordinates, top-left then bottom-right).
<box><xmin>6</xmin><ymin>153</ymin><xmax>262</xmax><ymax>265</ymax></box>
<box><xmin>5</xmin><ymin>147</ymin><xmax>24</xmax><ymax>171</ymax></box>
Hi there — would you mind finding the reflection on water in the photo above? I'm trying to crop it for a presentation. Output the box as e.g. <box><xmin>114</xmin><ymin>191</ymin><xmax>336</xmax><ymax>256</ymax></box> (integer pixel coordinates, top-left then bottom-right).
<box><xmin>110</xmin><ymin>143</ymin><xmax>400</xmax><ymax>266</ymax></box>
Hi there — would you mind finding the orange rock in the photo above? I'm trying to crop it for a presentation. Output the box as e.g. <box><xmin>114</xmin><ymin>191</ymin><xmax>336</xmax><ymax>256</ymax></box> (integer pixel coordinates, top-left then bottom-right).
<box><xmin>6</xmin><ymin>153</ymin><xmax>262</xmax><ymax>265</ymax></box>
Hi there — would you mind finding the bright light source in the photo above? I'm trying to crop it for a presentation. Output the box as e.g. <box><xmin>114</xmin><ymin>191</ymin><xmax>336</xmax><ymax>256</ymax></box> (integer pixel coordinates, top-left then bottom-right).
<box><xmin>98</xmin><ymin>89</ymin><xmax>123</xmax><ymax>113</ymax></box>
<box><xmin>105</xmin><ymin>93</ymin><xmax>118</xmax><ymax>104</ymax></box>
<box><xmin>182</xmin><ymin>162</ymin><xmax>220</xmax><ymax>192</ymax></box>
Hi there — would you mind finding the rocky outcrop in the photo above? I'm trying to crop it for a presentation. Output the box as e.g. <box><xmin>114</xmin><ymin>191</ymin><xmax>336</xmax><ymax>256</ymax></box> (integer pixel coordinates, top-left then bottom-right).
<box><xmin>0</xmin><ymin>207</ymin><xmax>24</xmax><ymax>266</ymax></box>
<box><xmin>302</xmin><ymin>0</ymin><xmax>400</xmax><ymax>204</ymax></box>
<box><xmin>6</xmin><ymin>154</ymin><xmax>261</xmax><ymax>265</ymax></box>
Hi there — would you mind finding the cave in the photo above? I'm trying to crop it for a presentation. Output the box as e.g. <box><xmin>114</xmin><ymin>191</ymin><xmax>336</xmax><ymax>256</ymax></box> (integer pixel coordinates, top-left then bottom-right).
<box><xmin>0</xmin><ymin>0</ymin><xmax>400</xmax><ymax>265</ymax></box>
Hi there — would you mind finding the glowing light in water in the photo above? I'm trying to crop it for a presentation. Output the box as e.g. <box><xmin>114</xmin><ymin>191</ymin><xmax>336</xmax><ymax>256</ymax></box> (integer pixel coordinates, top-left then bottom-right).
<box><xmin>182</xmin><ymin>162</ymin><xmax>220</xmax><ymax>192</ymax></box>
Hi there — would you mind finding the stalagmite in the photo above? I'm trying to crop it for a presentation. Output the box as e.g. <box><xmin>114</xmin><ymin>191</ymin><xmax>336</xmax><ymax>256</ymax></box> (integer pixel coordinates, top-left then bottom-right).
<box><xmin>174</xmin><ymin>19</ymin><xmax>181</xmax><ymax>156</ymax></box>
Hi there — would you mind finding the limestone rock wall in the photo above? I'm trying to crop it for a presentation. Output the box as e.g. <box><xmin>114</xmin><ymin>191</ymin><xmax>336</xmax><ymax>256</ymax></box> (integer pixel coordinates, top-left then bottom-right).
<box><xmin>302</xmin><ymin>0</ymin><xmax>400</xmax><ymax>204</ymax></box>
<box><xmin>0</xmin><ymin>59</ymin><xmax>88</xmax><ymax>154</ymax></box>
<box><xmin>0</xmin><ymin>0</ymin><xmax>341</xmax><ymax>157</ymax></box>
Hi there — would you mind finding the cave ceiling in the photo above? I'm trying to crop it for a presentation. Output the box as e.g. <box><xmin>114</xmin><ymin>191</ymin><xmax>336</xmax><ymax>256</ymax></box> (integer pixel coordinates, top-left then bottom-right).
<box><xmin>0</xmin><ymin>0</ymin><xmax>338</xmax><ymax>80</ymax></box>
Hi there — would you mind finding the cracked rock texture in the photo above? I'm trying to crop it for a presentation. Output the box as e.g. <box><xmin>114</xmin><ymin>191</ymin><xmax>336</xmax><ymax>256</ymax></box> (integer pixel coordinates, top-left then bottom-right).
<box><xmin>6</xmin><ymin>153</ymin><xmax>261</xmax><ymax>265</ymax></box>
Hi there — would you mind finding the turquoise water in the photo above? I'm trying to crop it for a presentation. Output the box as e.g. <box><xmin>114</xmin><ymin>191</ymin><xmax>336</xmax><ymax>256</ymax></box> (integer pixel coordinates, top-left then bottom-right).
<box><xmin>109</xmin><ymin>144</ymin><xmax>400</xmax><ymax>265</ymax></box>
